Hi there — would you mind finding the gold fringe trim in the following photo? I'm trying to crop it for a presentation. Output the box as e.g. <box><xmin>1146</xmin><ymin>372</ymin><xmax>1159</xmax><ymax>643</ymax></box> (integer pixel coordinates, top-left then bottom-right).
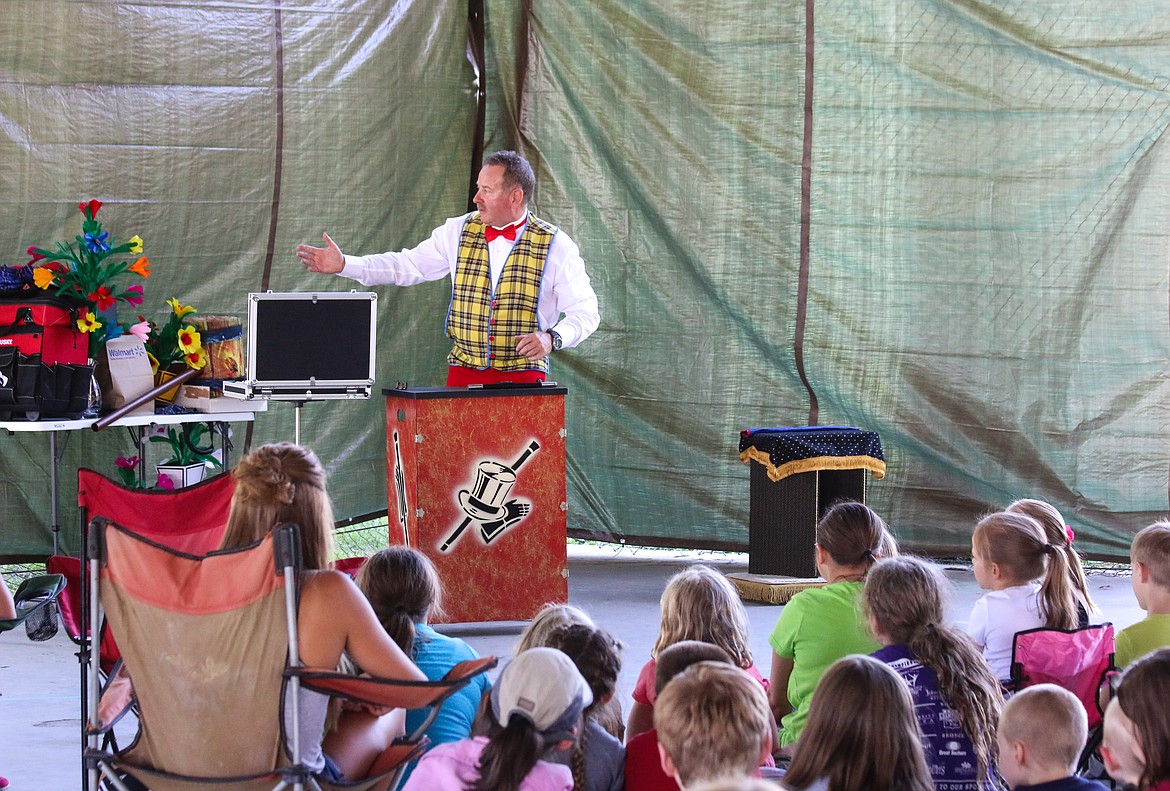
<box><xmin>739</xmin><ymin>447</ymin><xmax>887</xmax><ymax>483</ymax></box>
<box><xmin>727</xmin><ymin>572</ymin><xmax>826</xmax><ymax>605</ymax></box>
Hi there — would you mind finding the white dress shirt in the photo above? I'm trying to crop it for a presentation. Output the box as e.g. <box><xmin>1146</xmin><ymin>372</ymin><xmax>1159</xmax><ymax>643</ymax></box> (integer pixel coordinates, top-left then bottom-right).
<box><xmin>338</xmin><ymin>212</ymin><xmax>600</xmax><ymax>349</ymax></box>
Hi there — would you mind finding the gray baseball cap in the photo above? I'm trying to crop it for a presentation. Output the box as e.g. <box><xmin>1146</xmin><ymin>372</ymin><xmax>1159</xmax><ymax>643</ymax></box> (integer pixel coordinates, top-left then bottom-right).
<box><xmin>490</xmin><ymin>647</ymin><xmax>593</xmax><ymax>742</ymax></box>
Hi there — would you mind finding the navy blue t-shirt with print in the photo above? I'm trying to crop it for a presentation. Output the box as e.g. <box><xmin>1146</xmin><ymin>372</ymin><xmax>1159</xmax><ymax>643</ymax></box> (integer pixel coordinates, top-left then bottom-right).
<box><xmin>873</xmin><ymin>643</ymin><xmax>987</xmax><ymax>791</ymax></box>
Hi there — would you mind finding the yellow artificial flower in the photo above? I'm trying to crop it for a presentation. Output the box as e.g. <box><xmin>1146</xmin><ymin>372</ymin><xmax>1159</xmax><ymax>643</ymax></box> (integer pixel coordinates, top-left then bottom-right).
<box><xmin>77</xmin><ymin>312</ymin><xmax>102</xmax><ymax>333</ymax></box>
<box><xmin>184</xmin><ymin>347</ymin><xmax>208</xmax><ymax>370</ymax></box>
<box><xmin>33</xmin><ymin>268</ymin><xmax>55</xmax><ymax>289</ymax></box>
<box><xmin>177</xmin><ymin>326</ymin><xmax>202</xmax><ymax>354</ymax></box>
<box><xmin>166</xmin><ymin>297</ymin><xmax>196</xmax><ymax>317</ymax></box>
<box><xmin>128</xmin><ymin>235</ymin><xmax>143</xmax><ymax>254</ymax></box>
<box><xmin>146</xmin><ymin>351</ymin><xmax>160</xmax><ymax>375</ymax></box>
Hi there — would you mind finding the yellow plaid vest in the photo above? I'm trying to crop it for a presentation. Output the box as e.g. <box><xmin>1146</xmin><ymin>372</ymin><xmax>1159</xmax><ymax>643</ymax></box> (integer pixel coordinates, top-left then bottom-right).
<box><xmin>446</xmin><ymin>212</ymin><xmax>556</xmax><ymax>372</ymax></box>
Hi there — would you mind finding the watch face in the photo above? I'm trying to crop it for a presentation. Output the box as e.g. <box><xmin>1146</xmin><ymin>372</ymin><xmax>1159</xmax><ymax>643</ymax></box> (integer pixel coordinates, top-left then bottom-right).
<box><xmin>550</xmin><ymin>331</ymin><xmax>562</xmax><ymax>350</ymax></box>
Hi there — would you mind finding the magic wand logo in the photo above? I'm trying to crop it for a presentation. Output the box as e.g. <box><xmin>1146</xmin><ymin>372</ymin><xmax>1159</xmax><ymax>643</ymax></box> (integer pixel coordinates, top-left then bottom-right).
<box><xmin>439</xmin><ymin>440</ymin><xmax>539</xmax><ymax>553</ymax></box>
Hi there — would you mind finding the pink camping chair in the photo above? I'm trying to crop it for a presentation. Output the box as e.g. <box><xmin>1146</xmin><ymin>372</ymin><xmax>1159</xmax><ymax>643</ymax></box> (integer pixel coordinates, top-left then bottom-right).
<box><xmin>1009</xmin><ymin>622</ymin><xmax>1116</xmax><ymax>772</ymax></box>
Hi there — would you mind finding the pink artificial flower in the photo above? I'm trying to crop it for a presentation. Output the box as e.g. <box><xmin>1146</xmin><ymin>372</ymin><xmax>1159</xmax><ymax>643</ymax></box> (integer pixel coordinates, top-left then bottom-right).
<box><xmin>127</xmin><ymin>320</ymin><xmax>151</xmax><ymax>343</ymax></box>
<box><xmin>124</xmin><ymin>283</ymin><xmax>144</xmax><ymax>307</ymax></box>
<box><xmin>115</xmin><ymin>455</ymin><xmax>141</xmax><ymax>470</ymax></box>
<box><xmin>156</xmin><ymin>473</ymin><xmax>175</xmax><ymax>491</ymax></box>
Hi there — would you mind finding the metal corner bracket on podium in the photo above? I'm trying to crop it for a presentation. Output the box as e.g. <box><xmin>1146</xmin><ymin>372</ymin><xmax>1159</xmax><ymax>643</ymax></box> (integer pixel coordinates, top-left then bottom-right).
<box><xmin>385</xmin><ymin>382</ymin><xmax>569</xmax><ymax>623</ymax></box>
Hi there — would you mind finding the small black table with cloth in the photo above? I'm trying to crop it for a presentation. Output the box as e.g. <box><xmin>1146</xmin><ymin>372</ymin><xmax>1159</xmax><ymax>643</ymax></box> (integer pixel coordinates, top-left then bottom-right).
<box><xmin>738</xmin><ymin>426</ymin><xmax>886</xmax><ymax>578</ymax></box>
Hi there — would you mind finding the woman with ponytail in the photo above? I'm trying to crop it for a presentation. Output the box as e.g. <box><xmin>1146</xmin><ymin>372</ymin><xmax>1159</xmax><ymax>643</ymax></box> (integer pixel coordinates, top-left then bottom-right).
<box><xmin>1006</xmin><ymin>498</ymin><xmax>1098</xmax><ymax>625</ymax></box>
<box><xmin>863</xmin><ymin>556</ymin><xmax>1004</xmax><ymax>790</ymax></box>
<box><xmin>767</xmin><ymin>501</ymin><xmax>896</xmax><ymax>750</ymax></box>
<box><xmin>403</xmin><ymin>647</ymin><xmax>590</xmax><ymax>791</ymax></box>
<box><xmin>968</xmin><ymin>511</ymin><xmax>1078</xmax><ymax>680</ymax></box>
<box><xmin>219</xmin><ymin>443</ymin><xmax>426</xmax><ymax>786</ymax></box>
<box><xmin>356</xmin><ymin>547</ymin><xmax>490</xmax><ymax>779</ymax></box>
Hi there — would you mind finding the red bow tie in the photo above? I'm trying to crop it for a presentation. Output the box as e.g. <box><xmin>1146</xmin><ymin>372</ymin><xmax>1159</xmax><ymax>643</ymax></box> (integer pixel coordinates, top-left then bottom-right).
<box><xmin>485</xmin><ymin>221</ymin><xmax>523</xmax><ymax>242</ymax></box>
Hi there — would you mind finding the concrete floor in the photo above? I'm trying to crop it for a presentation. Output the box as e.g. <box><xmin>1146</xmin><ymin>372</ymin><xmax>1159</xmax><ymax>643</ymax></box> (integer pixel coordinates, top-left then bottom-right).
<box><xmin>0</xmin><ymin>546</ymin><xmax>1144</xmax><ymax>790</ymax></box>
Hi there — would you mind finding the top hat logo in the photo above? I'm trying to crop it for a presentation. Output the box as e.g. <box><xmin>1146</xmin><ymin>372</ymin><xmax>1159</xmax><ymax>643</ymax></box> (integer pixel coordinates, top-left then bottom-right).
<box><xmin>459</xmin><ymin>461</ymin><xmax>516</xmax><ymax>521</ymax></box>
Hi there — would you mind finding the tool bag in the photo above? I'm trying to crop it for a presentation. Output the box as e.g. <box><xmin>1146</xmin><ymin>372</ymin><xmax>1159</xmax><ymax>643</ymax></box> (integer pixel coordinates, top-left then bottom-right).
<box><xmin>0</xmin><ymin>295</ymin><xmax>94</xmax><ymax>420</ymax></box>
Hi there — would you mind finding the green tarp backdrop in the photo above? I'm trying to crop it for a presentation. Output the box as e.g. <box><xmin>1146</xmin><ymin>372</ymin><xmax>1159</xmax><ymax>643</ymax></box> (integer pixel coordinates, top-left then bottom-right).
<box><xmin>2</xmin><ymin>0</ymin><xmax>1168</xmax><ymax>560</ymax></box>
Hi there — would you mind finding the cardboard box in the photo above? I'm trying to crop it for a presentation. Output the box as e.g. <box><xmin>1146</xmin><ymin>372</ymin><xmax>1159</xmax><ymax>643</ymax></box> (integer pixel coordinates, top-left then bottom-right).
<box><xmin>175</xmin><ymin>384</ymin><xmax>268</xmax><ymax>414</ymax></box>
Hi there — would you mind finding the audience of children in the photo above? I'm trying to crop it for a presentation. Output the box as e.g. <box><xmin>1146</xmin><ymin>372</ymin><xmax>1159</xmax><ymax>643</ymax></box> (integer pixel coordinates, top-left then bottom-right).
<box><xmin>627</xmin><ymin>564</ymin><xmax>767</xmax><ymax>741</ymax></box>
<box><xmin>863</xmin><ymin>555</ymin><xmax>1004</xmax><ymax>790</ymax></box>
<box><xmin>1115</xmin><ymin>521</ymin><xmax>1170</xmax><ymax>668</ymax></box>
<box><xmin>516</xmin><ymin>602</ymin><xmax>626</xmax><ymax>741</ymax></box>
<box><xmin>996</xmin><ymin>684</ymin><xmax>1108</xmax><ymax>791</ymax></box>
<box><xmin>1006</xmin><ymin>499</ymin><xmax>1098</xmax><ymax>625</ymax></box>
<box><xmin>967</xmin><ymin>511</ymin><xmax>1079</xmax><ymax>680</ymax></box>
<box><xmin>767</xmin><ymin>501</ymin><xmax>892</xmax><ymax>749</ymax></box>
<box><xmin>625</xmin><ymin>640</ymin><xmax>736</xmax><ymax>791</ymax></box>
<box><xmin>542</xmin><ymin>623</ymin><xmax>626</xmax><ymax>791</ymax></box>
<box><xmin>654</xmin><ymin>661</ymin><xmax>773</xmax><ymax>789</ymax></box>
<box><xmin>218</xmin><ymin>443</ymin><xmax>428</xmax><ymax>785</ymax></box>
<box><xmin>402</xmin><ymin>647</ymin><xmax>591</xmax><ymax>791</ymax></box>
<box><xmin>1101</xmin><ymin>647</ymin><xmax>1170</xmax><ymax>791</ymax></box>
<box><xmin>781</xmin><ymin>654</ymin><xmax>935</xmax><ymax>791</ymax></box>
<box><xmin>354</xmin><ymin>546</ymin><xmax>490</xmax><ymax>780</ymax></box>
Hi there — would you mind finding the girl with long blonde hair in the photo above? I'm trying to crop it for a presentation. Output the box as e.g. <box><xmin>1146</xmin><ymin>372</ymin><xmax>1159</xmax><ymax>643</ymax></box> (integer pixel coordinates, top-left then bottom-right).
<box><xmin>626</xmin><ymin>564</ymin><xmax>766</xmax><ymax>740</ymax></box>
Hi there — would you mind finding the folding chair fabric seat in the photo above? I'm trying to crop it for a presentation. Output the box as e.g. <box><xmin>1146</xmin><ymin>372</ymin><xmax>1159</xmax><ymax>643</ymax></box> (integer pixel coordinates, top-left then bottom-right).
<box><xmin>1009</xmin><ymin>622</ymin><xmax>1115</xmax><ymax>729</ymax></box>
<box><xmin>85</xmin><ymin>519</ymin><xmax>469</xmax><ymax>791</ymax></box>
<box><xmin>0</xmin><ymin>573</ymin><xmax>66</xmax><ymax>634</ymax></box>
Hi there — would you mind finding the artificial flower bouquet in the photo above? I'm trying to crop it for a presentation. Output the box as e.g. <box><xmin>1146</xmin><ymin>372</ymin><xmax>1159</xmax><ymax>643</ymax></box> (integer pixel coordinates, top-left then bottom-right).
<box><xmin>28</xmin><ymin>199</ymin><xmax>150</xmax><ymax>358</ymax></box>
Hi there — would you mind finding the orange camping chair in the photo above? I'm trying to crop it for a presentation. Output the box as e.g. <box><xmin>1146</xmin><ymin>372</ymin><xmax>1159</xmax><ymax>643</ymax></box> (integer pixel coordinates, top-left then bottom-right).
<box><xmin>84</xmin><ymin>518</ymin><xmax>495</xmax><ymax>791</ymax></box>
<box><xmin>56</xmin><ymin>468</ymin><xmax>236</xmax><ymax>772</ymax></box>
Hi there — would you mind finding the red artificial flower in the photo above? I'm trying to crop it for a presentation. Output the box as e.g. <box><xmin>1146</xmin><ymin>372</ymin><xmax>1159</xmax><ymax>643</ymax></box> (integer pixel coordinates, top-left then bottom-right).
<box><xmin>78</xmin><ymin>198</ymin><xmax>102</xmax><ymax>217</ymax></box>
<box><xmin>115</xmin><ymin>455</ymin><xmax>141</xmax><ymax>470</ymax></box>
<box><xmin>87</xmin><ymin>286</ymin><xmax>116</xmax><ymax>311</ymax></box>
<box><xmin>26</xmin><ymin>245</ymin><xmax>45</xmax><ymax>265</ymax></box>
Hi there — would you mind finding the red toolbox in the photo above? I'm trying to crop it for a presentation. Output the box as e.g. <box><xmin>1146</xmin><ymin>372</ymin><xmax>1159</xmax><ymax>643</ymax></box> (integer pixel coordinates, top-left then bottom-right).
<box><xmin>0</xmin><ymin>295</ymin><xmax>89</xmax><ymax>365</ymax></box>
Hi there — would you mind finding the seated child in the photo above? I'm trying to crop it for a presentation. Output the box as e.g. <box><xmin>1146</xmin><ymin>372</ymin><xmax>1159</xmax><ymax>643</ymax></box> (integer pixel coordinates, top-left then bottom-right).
<box><xmin>1006</xmin><ymin>499</ymin><xmax>1099</xmax><ymax>625</ymax></box>
<box><xmin>543</xmin><ymin>623</ymin><xmax>625</xmax><ymax>791</ymax></box>
<box><xmin>996</xmin><ymin>684</ymin><xmax>1108</xmax><ymax>790</ymax></box>
<box><xmin>768</xmin><ymin>501</ymin><xmax>891</xmax><ymax>749</ymax></box>
<box><xmin>355</xmin><ymin>547</ymin><xmax>490</xmax><ymax>778</ymax></box>
<box><xmin>1101</xmin><ymin>647</ymin><xmax>1170</xmax><ymax>791</ymax></box>
<box><xmin>402</xmin><ymin>647</ymin><xmax>591</xmax><ymax>791</ymax></box>
<box><xmin>967</xmin><ymin>511</ymin><xmax>1078</xmax><ymax>680</ymax></box>
<box><xmin>689</xmin><ymin>780</ymin><xmax>785</xmax><ymax>791</ymax></box>
<box><xmin>781</xmin><ymin>655</ymin><xmax>934</xmax><ymax>791</ymax></box>
<box><xmin>655</xmin><ymin>661</ymin><xmax>773</xmax><ymax>789</ymax></box>
<box><xmin>1116</xmin><ymin>521</ymin><xmax>1170</xmax><ymax>667</ymax></box>
<box><xmin>628</xmin><ymin>565</ymin><xmax>768</xmax><ymax>741</ymax></box>
<box><xmin>626</xmin><ymin>641</ymin><xmax>735</xmax><ymax>791</ymax></box>
<box><xmin>864</xmin><ymin>555</ymin><xmax>1004</xmax><ymax>790</ymax></box>
<box><xmin>516</xmin><ymin>602</ymin><xmax>625</xmax><ymax>742</ymax></box>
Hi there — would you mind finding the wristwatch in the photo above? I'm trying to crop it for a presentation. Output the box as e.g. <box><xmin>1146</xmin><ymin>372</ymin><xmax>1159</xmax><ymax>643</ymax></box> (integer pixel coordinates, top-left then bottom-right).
<box><xmin>548</xmin><ymin>329</ymin><xmax>563</xmax><ymax>351</ymax></box>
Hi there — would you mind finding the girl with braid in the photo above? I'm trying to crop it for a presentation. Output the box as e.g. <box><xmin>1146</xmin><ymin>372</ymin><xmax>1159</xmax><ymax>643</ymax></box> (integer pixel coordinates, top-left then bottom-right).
<box><xmin>767</xmin><ymin>501</ymin><xmax>895</xmax><ymax>750</ymax></box>
<box><xmin>863</xmin><ymin>556</ymin><xmax>1004</xmax><ymax>790</ymax></box>
<box><xmin>544</xmin><ymin>623</ymin><xmax>625</xmax><ymax>791</ymax></box>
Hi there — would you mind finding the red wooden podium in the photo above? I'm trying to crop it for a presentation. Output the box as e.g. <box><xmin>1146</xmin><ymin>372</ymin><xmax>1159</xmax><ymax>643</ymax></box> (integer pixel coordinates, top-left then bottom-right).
<box><xmin>384</xmin><ymin>384</ymin><xmax>568</xmax><ymax>623</ymax></box>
